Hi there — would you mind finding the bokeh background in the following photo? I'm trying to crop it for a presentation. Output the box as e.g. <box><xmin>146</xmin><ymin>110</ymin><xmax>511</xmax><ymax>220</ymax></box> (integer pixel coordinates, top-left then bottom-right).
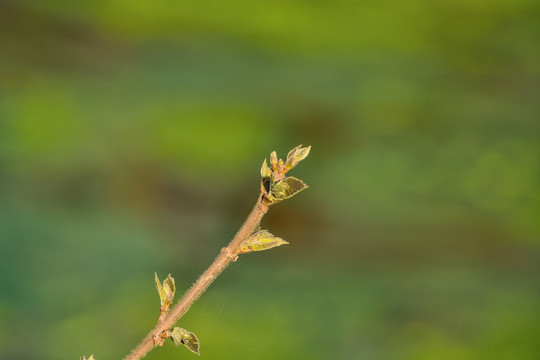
<box><xmin>1</xmin><ymin>0</ymin><xmax>539</xmax><ymax>359</ymax></box>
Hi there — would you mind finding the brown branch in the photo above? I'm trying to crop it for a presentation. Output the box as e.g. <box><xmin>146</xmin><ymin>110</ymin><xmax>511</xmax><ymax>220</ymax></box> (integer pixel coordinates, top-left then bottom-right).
<box><xmin>122</xmin><ymin>144</ymin><xmax>311</xmax><ymax>359</ymax></box>
<box><xmin>124</xmin><ymin>193</ymin><xmax>270</xmax><ymax>360</ymax></box>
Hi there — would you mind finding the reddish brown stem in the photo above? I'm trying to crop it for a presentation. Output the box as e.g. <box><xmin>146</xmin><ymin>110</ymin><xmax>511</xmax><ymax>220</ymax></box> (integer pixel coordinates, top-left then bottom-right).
<box><xmin>124</xmin><ymin>193</ymin><xmax>269</xmax><ymax>360</ymax></box>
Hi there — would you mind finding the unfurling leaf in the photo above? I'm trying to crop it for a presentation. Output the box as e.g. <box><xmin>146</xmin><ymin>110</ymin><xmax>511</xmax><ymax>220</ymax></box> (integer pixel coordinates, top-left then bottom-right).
<box><xmin>285</xmin><ymin>145</ymin><xmax>311</xmax><ymax>171</ymax></box>
<box><xmin>260</xmin><ymin>158</ymin><xmax>272</xmax><ymax>180</ymax></box>
<box><xmin>155</xmin><ymin>273</ymin><xmax>175</xmax><ymax>308</ymax></box>
<box><xmin>261</xmin><ymin>146</ymin><xmax>311</xmax><ymax>205</ymax></box>
<box><xmin>268</xmin><ymin>176</ymin><xmax>308</xmax><ymax>203</ymax></box>
<box><xmin>238</xmin><ymin>230</ymin><xmax>288</xmax><ymax>255</ymax></box>
<box><xmin>80</xmin><ymin>356</ymin><xmax>95</xmax><ymax>360</ymax></box>
<box><xmin>168</xmin><ymin>327</ymin><xmax>200</xmax><ymax>355</ymax></box>
<box><xmin>269</xmin><ymin>151</ymin><xmax>278</xmax><ymax>170</ymax></box>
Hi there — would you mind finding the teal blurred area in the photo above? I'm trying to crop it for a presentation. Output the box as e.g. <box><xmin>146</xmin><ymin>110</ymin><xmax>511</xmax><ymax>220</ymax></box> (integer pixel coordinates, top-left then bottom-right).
<box><xmin>1</xmin><ymin>0</ymin><xmax>539</xmax><ymax>359</ymax></box>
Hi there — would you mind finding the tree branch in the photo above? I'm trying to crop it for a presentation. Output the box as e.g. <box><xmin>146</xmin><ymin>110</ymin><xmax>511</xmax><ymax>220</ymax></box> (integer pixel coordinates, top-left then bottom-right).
<box><xmin>121</xmin><ymin>145</ymin><xmax>310</xmax><ymax>360</ymax></box>
<box><xmin>124</xmin><ymin>194</ymin><xmax>269</xmax><ymax>360</ymax></box>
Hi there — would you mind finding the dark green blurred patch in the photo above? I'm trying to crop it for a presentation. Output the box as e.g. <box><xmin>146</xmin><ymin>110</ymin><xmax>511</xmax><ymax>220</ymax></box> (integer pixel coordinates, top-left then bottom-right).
<box><xmin>0</xmin><ymin>0</ymin><xmax>539</xmax><ymax>359</ymax></box>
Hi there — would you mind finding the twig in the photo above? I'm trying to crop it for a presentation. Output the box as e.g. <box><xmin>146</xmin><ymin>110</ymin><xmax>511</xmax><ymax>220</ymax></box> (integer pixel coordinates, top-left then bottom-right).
<box><xmin>122</xmin><ymin>145</ymin><xmax>310</xmax><ymax>360</ymax></box>
<box><xmin>124</xmin><ymin>194</ymin><xmax>269</xmax><ymax>360</ymax></box>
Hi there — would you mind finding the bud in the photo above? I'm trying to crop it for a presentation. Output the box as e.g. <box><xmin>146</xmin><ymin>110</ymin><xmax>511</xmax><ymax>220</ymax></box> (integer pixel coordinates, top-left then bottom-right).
<box><xmin>155</xmin><ymin>273</ymin><xmax>175</xmax><ymax>310</ymax></box>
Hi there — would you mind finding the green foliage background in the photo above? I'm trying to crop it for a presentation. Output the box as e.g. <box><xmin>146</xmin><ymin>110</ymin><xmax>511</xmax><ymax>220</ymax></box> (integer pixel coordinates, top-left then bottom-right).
<box><xmin>1</xmin><ymin>1</ymin><xmax>539</xmax><ymax>359</ymax></box>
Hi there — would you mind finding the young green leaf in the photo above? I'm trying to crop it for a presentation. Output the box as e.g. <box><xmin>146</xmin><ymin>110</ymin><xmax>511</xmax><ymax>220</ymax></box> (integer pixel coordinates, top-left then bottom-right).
<box><xmin>282</xmin><ymin>176</ymin><xmax>308</xmax><ymax>196</ymax></box>
<box><xmin>238</xmin><ymin>230</ymin><xmax>288</xmax><ymax>254</ymax></box>
<box><xmin>168</xmin><ymin>327</ymin><xmax>200</xmax><ymax>355</ymax></box>
<box><xmin>285</xmin><ymin>145</ymin><xmax>311</xmax><ymax>171</ymax></box>
<box><xmin>268</xmin><ymin>176</ymin><xmax>308</xmax><ymax>203</ymax></box>
<box><xmin>155</xmin><ymin>273</ymin><xmax>175</xmax><ymax>308</ymax></box>
<box><xmin>260</xmin><ymin>158</ymin><xmax>272</xmax><ymax>180</ymax></box>
<box><xmin>80</xmin><ymin>356</ymin><xmax>95</xmax><ymax>360</ymax></box>
<box><xmin>269</xmin><ymin>151</ymin><xmax>278</xmax><ymax>171</ymax></box>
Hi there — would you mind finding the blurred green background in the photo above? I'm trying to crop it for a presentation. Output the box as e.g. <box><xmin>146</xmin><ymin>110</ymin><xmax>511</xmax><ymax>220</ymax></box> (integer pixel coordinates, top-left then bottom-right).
<box><xmin>1</xmin><ymin>0</ymin><xmax>539</xmax><ymax>359</ymax></box>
